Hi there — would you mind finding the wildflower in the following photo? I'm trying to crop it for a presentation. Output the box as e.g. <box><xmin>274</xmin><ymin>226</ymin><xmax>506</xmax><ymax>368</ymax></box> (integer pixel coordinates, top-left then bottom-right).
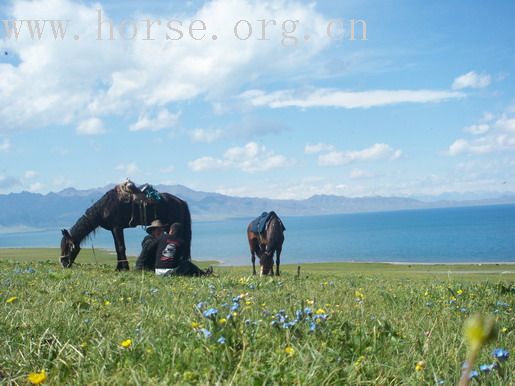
<box><xmin>479</xmin><ymin>363</ymin><xmax>496</xmax><ymax>373</ymax></box>
<box><xmin>306</xmin><ymin>299</ymin><xmax>314</xmax><ymax>306</ymax></box>
<box><xmin>27</xmin><ymin>370</ymin><xmax>47</xmax><ymax>385</ymax></box>
<box><xmin>196</xmin><ymin>302</ymin><xmax>205</xmax><ymax>310</ymax></box>
<box><xmin>464</xmin><ymin>314</ymin><xmax>496</xmax><ymax>353</ymax></box>
<box><xmin>104</xmin><ymin>300</ymin><xmax>111</xmax><ymax>306</ymax></box>
<box><xmin>150</xmin><ymin>288</ymin><xmax>158</xmax><ymax>294</ymax></box>
<box><xmin>191</xmin><ymin>322</ymin><xmax>200</xmax><ymax>329</ymax></box>
<box><xmin>415</xmin><ymin>361</ymin><xmax>425</xmax><ymax>371</ymax></box>
<box><xmin>457</xmin><ymin>289</ymin><xmax>463</xmax><ymax>295</ymax></box>
<box><xmin>492</xmin><ymin>348</ymin><xmax>509</xmax><ymax>362</ymax></box>
<box><xmin>120</xmin><ymin>339</ymin><xmax>132</xmax><ymax>348</ymax></box>
<box><xmin>309</xmin><ymin>322</ymin><xmax>316</xmax><ymax>332</ymax></box>
<box><xmin>501</xmin><ymin>327</ymin><xmax>508</xmax><ymax>333</ymax></box>
<box><xmin>468</xmin><ymin>370</ymin><xmax>479</xmax><ymax>380</ymax></box>
<box><xmin>80</xmin><ymin>342</ymin><xmax>87</xmax><ymax>348</ymax></box>
<box><xmin>218</xmin><ymin>318</ymin><xmax>227</xmax><ymax>325</ymax></box>
<box><xmin>284</xmin><ymin>346</ymin><xmax>295</xmax><ymax>356</ymax></box>
<box><xmin>303</xmin><ymin>307</ymin><xmax>313</xmax><ymax>316</ymax></box>
<box><xmin>203</xmin><ymin>308</ymin><xmax>218</xmax><ymax>319</ymax></box>
<box><xmin>230</xmin><ymin>303</ymin><xmax>240</xmax><ymax>312</ymax></box>
<box><xmin>6</xmin><ymin>296</ymin><xmax>17</xmax><ymax>304</ymax></box>
<box><xmin>217</xmin><ymin>336</ymin><xmax>226</xmax><ymax>344</ymax></box>
<box><xmin>355</xmin><ymin>290</ymin><xmax>365</xmax><ymax>300</ymax></box>
<box><xmin>199</xmin><ymin>328</ymin><xmax>212</xmax><ymax>338</ymax></box>
<box><xmin>496</xmin><ymin>301</ymin><xmax>509</xmax><ymax>308</ymax></box>
<box><xmin>315</xmin><ymin>308</ymin><xmax>326</xmax><ymax>315</ymax></box>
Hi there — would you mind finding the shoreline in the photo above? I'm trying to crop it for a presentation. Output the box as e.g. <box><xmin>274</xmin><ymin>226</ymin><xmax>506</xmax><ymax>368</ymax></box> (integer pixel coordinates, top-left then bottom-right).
<box><xmin>0</xmin><ymin>247</ymin><xmax>513</xmax><ymax>267</ymax></box>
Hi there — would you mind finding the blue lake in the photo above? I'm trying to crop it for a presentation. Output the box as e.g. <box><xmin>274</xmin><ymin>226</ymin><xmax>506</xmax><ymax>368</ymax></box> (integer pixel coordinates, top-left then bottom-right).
<box><xmin>1</xmin><ymin>204</ymin><xmax>514</xmax><ymax>265</ymax></box>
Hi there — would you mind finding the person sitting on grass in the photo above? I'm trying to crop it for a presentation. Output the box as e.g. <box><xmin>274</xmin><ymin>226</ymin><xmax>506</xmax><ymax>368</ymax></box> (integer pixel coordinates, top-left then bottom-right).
<box><xmin>155</xmin><ymin>222</ymin><xmax>213</xmax><ymax>277</ymax></box>
<box><xmin>135</xmin><ymin>219</ymin><xmax>166</xmax><ymax>271</ymax></box>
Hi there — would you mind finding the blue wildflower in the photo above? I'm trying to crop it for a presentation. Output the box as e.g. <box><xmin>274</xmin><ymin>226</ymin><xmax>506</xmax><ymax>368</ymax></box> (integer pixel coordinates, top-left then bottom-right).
<box><xmin>496</xmin><ymin>301</ymin><xmax>509</xmax><ymax>308</ymax></box>
<box><xmin>196</xmin><ymin>302</ymin><xmax>205</xmax><ymax>310</ymax></box>
<box><xmin>309</xmin><ymin>322</ymin><xmax>316</xmax><ymax>332</ymax></box>
<box><xmin>248</xmin><ymin>284</ymin><xmax>256</xmax><ymax>290</ymax></box>
<box><xmin>221</xmin><ymin>303</ymin><xmax>230</xmax><ymax>308</ymax></box>
<box><xmin>295</xmin><ymin>310</ymin><xmax>303</xmax><ymax>321</ymax></box>
<box><xmin>217</xmin><ymin>336</ymin><xmax>226</xmax><ymax>344</ymax></box>
<box><xmin>479</xmin><ymin>363</ymin><xmax>497</xmax><ymax>373</ymax></box>
<box><xmin>150</xmin><ymin>288</ymin><xmax>158</xmax><ymax>294</ymax></box>
<box><xmin>468</xmin><ymin>370</ymin><xmax>479</xmax><ymax>380</ymax></box>
<box><xmin>232</xmin><ymin>295</ymin><xmax>242</xmax><ymax>303</ymax></box>
<box><xmin>460</xmin><ymin>307</ymin><xmax>468</xmax><ymax>313</ymax></box>
<box><xmin>230</xmin><ymin>303</ymin><xmax>240</xmax><ymax>312</ymax></box>
<box><xmin>199</xmin><ymin>328</ymin><xmax>212</xmax><ymax>338</ymax></box>
<box><xmin>203</xmin><ymin>308</ymin><xmax>218</xmax><ymax>318</ymax></box>
<box><xmin>492</xmin><ymin>348</ymin><xmax>509</xmax><ymax>362</ymax></box>
<box><xmin>244</xmin><ymin>319</ymin><xmax>251</xmax><ymax>326</ymax></box>
<box><xmin>303</xmin><ymin>307</ymin><xmax>313</xmax><ymax>316</ymax></box>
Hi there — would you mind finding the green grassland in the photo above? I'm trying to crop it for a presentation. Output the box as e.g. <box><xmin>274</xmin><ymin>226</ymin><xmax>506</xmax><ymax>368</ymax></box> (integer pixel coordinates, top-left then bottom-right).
<box><xmin>0</xmin><ymin>249</ymin><xmax>514</xmax><ymax>384</ymax></box>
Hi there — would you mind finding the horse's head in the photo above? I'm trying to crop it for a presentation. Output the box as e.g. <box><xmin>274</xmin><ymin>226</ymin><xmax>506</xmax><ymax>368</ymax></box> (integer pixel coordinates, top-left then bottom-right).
<box><xmin>260</xmin><ymin>248</ymin><xmax>274</xmax><ymax>276</ymax></box>
<box><xmin>60</xmin><ymin>229</ymin><xmax>80</xmax><ymax>268</ymax></box>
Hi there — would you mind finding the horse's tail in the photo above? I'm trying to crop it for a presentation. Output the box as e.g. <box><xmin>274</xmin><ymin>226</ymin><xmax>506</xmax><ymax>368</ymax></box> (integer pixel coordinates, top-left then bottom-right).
<box><xmin>182</xmin><ymin>200</ymin><xmax>192</xmax><ymax>259</ymax></box>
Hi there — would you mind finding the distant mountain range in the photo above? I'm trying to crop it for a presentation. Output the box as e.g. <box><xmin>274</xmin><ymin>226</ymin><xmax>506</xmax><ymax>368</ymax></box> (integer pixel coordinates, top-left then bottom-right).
<box><xmin>1</xmin><ymin>184</ymin><xmax>514</xmax><ymax>230</ymax></box>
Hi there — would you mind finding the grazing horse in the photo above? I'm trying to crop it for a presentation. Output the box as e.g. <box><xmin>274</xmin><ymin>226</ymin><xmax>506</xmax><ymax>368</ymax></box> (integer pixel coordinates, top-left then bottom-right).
<box><xmin>247</xmin><ymin>213</ymin><xmax>285</xmax><ymax>276</ymax></box>
<box><xmin>60</xmin><ymin>183</ymin><xmax>192</xmax><ymax>270</ymax></box>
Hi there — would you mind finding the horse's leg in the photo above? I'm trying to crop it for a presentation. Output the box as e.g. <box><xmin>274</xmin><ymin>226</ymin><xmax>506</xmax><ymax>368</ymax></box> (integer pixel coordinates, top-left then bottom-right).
<box><xmin>275</xmin><ymin>246</ymin><xmax>282</xmax><ymax>276</ymax></box>
<box><xmin>112</xmin><ymin>227</ymin><xmax>129</xmax><ymax>271</ymax></box>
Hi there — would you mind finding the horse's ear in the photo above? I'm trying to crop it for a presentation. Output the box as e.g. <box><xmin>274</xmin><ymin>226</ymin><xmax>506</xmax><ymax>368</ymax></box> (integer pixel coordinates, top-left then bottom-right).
<box><xmin>61</xmin><ymin>229</ymin><xmax>71</xmax><ymax>239</ymax></box>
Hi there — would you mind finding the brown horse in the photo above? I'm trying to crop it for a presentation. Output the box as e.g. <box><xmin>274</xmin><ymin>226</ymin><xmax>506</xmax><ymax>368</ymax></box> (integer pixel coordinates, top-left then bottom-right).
<box><xmin>60</xmin><ymin>183</ymin><xmax>192</xmax><ymax>270</ymax></box>
<box><xmin>247</xmin><ymin>214</ymin><xmax>285</xmax><ymax>276</ymax></box>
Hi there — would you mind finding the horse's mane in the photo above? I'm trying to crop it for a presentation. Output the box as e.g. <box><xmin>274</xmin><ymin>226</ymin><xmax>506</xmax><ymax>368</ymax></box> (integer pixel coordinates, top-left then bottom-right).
<box><xmin>70</xmin><ymin>189</ymin><xmax>118</xmax><ymax>245</ymax></box>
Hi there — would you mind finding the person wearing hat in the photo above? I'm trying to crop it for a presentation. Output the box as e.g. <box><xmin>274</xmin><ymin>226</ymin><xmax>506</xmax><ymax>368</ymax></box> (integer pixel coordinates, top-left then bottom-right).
<box><xmin>135</xmin><ymin>219</ymin><xmax>167</xmax><ymax>271</ymax></box>
<box><xmin>155</xmin><ymin>222</ymin><xmax>213</xmax><ymax>276</ymax></box>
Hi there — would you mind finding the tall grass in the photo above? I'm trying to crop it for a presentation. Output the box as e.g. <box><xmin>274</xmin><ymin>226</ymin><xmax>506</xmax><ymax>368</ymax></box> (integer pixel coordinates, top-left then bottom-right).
<box><xmin>0</xmin><ymin>260</ymin><xmax>513</xmax><ymax>385</ymax></box>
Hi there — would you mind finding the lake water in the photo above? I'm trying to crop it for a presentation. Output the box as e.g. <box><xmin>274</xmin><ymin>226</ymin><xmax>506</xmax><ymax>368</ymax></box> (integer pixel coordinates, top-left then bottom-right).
<box><xmin>1</xmin><ymin>205</ymin><xmax>514</xmax><ymax>265</ymax></box>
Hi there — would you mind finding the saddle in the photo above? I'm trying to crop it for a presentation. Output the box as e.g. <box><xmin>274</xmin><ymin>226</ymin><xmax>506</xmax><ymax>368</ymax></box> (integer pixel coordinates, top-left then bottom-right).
<box><xmin>115</xmin><ymin>179</ymin><xmax>162</xmax><ymax>226</ymax></box>
<box><xmin>250</xmin><ymin>211</ymin><xmax>285</xmax><ymax>234</ymax></box>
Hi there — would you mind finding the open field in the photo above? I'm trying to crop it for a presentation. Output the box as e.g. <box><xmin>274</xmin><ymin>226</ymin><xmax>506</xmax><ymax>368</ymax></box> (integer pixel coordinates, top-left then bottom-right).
<box><xmin>0</xmin><ymin>249</ymin><xmax>513</xmax><ymax>384</ymax></box>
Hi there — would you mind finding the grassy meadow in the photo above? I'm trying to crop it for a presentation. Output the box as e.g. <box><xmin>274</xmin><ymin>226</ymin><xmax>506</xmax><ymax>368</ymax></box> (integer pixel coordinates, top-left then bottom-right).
<box><xmin>0</xmin><ymin>249</ymin><xmax>514</xmax><ymax>385</ymax></box>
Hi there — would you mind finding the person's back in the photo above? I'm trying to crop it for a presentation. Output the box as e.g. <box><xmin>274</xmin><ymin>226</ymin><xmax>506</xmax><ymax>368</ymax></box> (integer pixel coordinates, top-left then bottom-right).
<box><xmin>155</xmin><ymin>222</ymin><xmax>213</xmax><ymax>277</ymax></box>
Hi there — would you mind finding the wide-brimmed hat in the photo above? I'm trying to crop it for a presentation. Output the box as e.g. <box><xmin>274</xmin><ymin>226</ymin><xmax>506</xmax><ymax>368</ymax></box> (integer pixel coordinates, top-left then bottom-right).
<box><xmin>146</xmin><ymin>219</ymin><xmax>167</xmax><ymax>234</ymax></box>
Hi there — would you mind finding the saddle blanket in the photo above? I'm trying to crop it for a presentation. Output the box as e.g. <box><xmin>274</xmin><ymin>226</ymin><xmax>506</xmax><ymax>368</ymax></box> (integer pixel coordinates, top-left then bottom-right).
<box><xmin>250</xmin><ymin>211</ymin><xmax>285</xmax><ymax>233</ymax></box>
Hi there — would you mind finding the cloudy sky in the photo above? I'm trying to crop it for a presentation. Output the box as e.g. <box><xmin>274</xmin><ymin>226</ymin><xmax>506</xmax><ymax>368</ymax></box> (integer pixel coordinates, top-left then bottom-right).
<box><xmin>1</xmin><ymin>0</ymin><xmax>514</xmax><ymax>199</ymax></box>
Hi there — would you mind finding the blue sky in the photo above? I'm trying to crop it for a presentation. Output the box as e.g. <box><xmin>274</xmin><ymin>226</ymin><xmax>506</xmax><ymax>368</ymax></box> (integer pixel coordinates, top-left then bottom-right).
<box><xmin>0</xmin><ymin>0</ymin><xmax>514</xmax><ymax>199</ymax></box>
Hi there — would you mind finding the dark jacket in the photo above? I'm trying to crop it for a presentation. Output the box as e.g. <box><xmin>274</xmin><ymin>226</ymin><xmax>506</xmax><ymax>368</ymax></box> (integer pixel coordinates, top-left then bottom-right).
<box><xmin>155</xmin><ymin>235</ymin><xmax>187</xmax><ymax>269</ymax></box>
<box><xmin>135</xmin><ymin>235</ymin><xmax>162</xmax><ymax>270</ymax></box>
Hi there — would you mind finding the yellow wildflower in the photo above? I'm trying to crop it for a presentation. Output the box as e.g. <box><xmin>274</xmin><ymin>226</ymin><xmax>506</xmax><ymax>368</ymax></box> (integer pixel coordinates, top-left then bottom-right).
<box><xmin>27</xmin><ymin>370</ymin><xmax>47</xmax><ymax>385</ymax></box>
<box><xmin>315</xmin><ymin>308</ymin><xmax>326</xmax><ymax>315</ymax></box>
<box><xmin>306</xmin><ymin>299</ymin><xmax>314</xmax><ymax>305</ymax></box>
<box><xmin>6</xmin><ymin>296</ymin><xmax>17</xmax><ymax>304</ymax></box>
<box><xmin>191</xmin><ymin>322</ymin><xmax>200</xmax><ymax>329</ymax></box>
<box><xmin>415</xmin><ymin>361</ymin><xmax>425</xmax><ymax>371</ymax></box>
<box><xmin>501</xmin><ymin>327</ymin><xmax>508</xmax><ymax>333</ymax></box>
<box><xmin>457</xmin><ymin>289</ymin><xmax>463</xmax><ymax>295</ymax></box>
<box><xmin>120</xmin><ymin>339</ymin><xmax>132</xmax><ymax>349</ymax></box>
<box><xmin>355</xmin><ymin>290</ymin><xmax>365</xmax><ymax>300</ymax></box>
<box><xmin>354</xmin><ymin>355</ymin><xmax>365</xmax><ymax>368</ymax></box>
<box><xmin>104</xmin><ymin>300</ymin><xmax>111</xmax><ymax>306</ymax></box>
<box><xmin>284</xmin><ymin>346</ymin><xmax>295</xmax><ymax>356</ymax></box>
<box><xmin>464</xmin><ymin>314</ymin><xmax>497</xmax><ymax>353</ymax></box>
<box><xmin>219</xmin><ymin>318</ymin><xmax>227</xmax><ymax>325</ymax></box>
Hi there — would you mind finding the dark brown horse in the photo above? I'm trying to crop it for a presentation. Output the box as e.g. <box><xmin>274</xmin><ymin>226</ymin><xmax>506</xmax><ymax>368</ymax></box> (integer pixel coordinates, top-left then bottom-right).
<box><xmin>247</xmin><ymin>214</ymin><xmax>285</xmax><ymax>276</ymax></box>
<box><xmin>60</xmin><ymin>185</ymin><xmax>192</xmax><ymax>270</ymax></box>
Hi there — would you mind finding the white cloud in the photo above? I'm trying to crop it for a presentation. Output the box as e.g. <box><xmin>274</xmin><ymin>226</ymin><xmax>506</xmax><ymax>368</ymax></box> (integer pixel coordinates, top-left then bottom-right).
<box><xmin>190</xmin><ymin>128</ymin><xmax>223</xmax><ymax>143</ymax></box>
<box><xmin>23</xmin><ymin>170</ymin><xmax>38</xmax><ymax>179</ymax></box>
<box><xmin>0</xmin><ymin>138</ymin><xmax>11</xmax><ymax>151</ymax></box>
<box><xmin>28</xmin><ymin>182</ymin><xmax>45</xmax><ymax>192</ymax></box>
<box><xmin>464</xmin><ymin>124</ymin><xmax>489</xmax><ymax>135</ymax></box>
<box><xmin>76</xmin><ymin>118</ymin><xmax>106</xmax><ymax>136</ymax></box>
<box><xmin>189</xmin><ymin>142</ymin><xmax>293</xmax><ymax>173</ymax></box>
<box><xmin>116</xmin><ymin>162</ymin><xmax>139</xmax><ymax>175</ymax></box>
<box><xmin>452</xmin><ymin>71</ymin><xmax>491</xmax><ymax>90</ymax></box>
<box><xmin>304</xmin><ymin>143</ymin><xmax>335</xmax><ymax>154</ymax></box>
<box><xmin>239</xmin><ymin>88</ymin><xmax>464</xmax><ymax>109</ymax></box>
<box><xmin>317</xmin><ymin>143</ymin><xmax>402</xmax><ymax>166</ymax></box>
<box><xmin>129</xmin><ymin>109</ymin><xmax>180</xmax><ymax>132</ymax></box>
<box><xmin>0</xmin><ymin>0</ymin><xmax>330</xmax><ymax>131</ymax></box>
<box><xmin>448</xmin><ymin>111</ymin><xmax>515</xmax><ymax>155</ymax></box>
